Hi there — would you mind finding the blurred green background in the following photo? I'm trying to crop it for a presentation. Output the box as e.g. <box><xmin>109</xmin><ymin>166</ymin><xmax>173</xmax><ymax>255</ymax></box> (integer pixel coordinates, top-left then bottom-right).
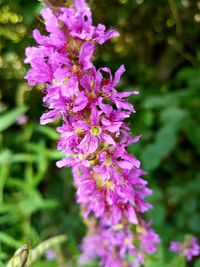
<box><xmin>0</xmin><ymin>0</ymin><xmax>200</xmax><ymax>266</ymax></box>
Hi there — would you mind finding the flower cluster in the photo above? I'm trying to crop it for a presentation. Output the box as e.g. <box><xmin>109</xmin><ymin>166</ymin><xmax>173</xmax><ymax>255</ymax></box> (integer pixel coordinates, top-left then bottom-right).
<box><xmin>80</xmin><ymin>220</ymin><xmax>160</xmax><ymax>267</ymax></box>
<box><xmin>170</xmin><ymin>236</ymin><xmax>200</xmax><ymax>261</ymax></box>
<box><xmin>25</xmin><ymin>0</ymin><xmax>160</xmax><ymax>266</ymax></box>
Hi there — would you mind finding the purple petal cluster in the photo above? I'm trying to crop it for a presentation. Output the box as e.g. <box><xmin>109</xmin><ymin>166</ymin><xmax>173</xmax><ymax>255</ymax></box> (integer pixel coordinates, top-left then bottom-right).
<box><xmin>170</xmin><ymin>236</ymin><xmax>200</xmax><ymax>261</ymax></box>
<box><xmin>25</xmin><ymin>1</ymin><xmax>160</xmax><ymax>266</ymax></box>
<box><xmin>80</xmin><ymin>220</ymin><xmax>160</xmax><ymax>267</ymax></box>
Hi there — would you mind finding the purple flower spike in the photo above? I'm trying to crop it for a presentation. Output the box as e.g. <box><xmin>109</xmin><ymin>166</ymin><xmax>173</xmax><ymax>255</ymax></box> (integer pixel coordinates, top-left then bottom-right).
<box><xmin>25</xmin><ymin>1</ymin><xmax>160</xmax><ymax>266</ymax></box>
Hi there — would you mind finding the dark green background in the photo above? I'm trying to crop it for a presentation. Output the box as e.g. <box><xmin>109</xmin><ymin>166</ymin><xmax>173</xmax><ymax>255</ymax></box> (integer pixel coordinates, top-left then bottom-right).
<box><xmin>0</xmin><ymin>0</ymin><xmax>200</xmax><ymax>266</ymax></box>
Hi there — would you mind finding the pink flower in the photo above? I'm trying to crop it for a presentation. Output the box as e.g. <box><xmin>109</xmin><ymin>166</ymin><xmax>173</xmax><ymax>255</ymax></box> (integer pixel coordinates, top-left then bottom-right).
<box><xmin>138</xmin><ymin>221</ymin><xmax>160</xmax><ymax>254</ymax></box>
<box><xmin>79</xmin><ymin>224</ymin><xmax>136</xmax><ymax>267</ymax></box>
<box><xmin>170</xmin><ymin>236</ymin><xmax>200</xmax><ymax>261</ymax></box>
<box><xmin>25</xmin><ymin>1</ymin><xmax>160</xmax><ymax>266</ymax></box>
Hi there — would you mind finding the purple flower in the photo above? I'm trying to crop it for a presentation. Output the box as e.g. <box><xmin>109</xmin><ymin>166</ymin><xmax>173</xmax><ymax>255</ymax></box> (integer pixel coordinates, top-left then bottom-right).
<box><xmin>79</xmin><ymin>224</ymin><xmax>136</xmax><ymax>267</ymax></box>
<box><xmin>100</xmin><ymin>65</ymin><xmax>139</xmax><ymax>112</ymax></box>
<box><xmin>138</xmin><ymin>221</ymin><xmax>160</xmax><ymax>254</ymax></box>
<box><xmin>170</xmin><ymin>241</ymin><xmax>182</xmax><ymax>253</ymax></box>
<box><xmin>184</xmin><ymin>238</ymin><xmax>200</xmax><ymax>261</ymax></box>
<box><xmin>72</xmin><ymin>161</ymin><xmax>152</xmax><ymax>225</ymax></box>
<box><xmin>59</xmin><ymin>2</ymin><xmax>119</xmax><ymax>44</ymax></box>
<box><xmin>25</xmin><ymin>1</ymin><xmax>160</xmax><ymax>266</ymax></box>
<box><xmin>79</xmin><ymin>221</ymin><xmax>159</xmax><ymax>267</ymax></box>
<box><xmin>16</xmin><ymin>115</ymin><xmax>28</xmax><ymax>125</ymax></box>
<box><xmin>45</xmin><ymin>249</ymin><xmax>57</xmax><ymax>261</ymax></box>
<box><xmin>170</xmin><ymin>236</ymin><xmax>200</xmax><ymax>261</ymax></box>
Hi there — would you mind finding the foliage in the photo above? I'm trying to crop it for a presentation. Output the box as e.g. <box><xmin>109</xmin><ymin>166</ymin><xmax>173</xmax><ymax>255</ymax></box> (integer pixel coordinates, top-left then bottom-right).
<box><xmin>0</xmin><ymin>0</ymin><xmax>200</xmax><ymax>266</ymax></box>
<box><xmin>7</xmin><ymin>235</ymin><xmax>66</xmax><ymax>267</ymax></box>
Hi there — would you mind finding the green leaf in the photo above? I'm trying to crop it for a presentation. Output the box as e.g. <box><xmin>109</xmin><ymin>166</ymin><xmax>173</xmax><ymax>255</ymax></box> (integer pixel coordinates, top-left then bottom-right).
<box><xmin>194</xmin><ymin>259</ymin><xmax>200</xmax><ymax>267</ymax></box>
<box><xmin>145</xmin><ymin>246</ymin><xmax>168</xmax><ymax>267</ymax></box>
<box><xmin>168</xmin><ymin>255</ymin><xmax>185</xmax><ymax>267</ymax></box>
<box><xmin>149</xmin><ymin>203</ymin><xmax>165</xmax><ymax>227</ymax></box>
<box><xmin>160</xmin><ymin>107</ymin><xmax>188</xmax><ymax>127</ymax></box>
<box><xmin>0</xmin><ymin>150</ymin><xmax>12</xmax><ymax>164</ymax></box>
<box><xmin>0</xmin><ymin>232</ymin><xmax>22</xmax><ymax>248</ymax></box>
<box><xmin>176</xmin><ymin>67</ymin><xmax>200</xmax><ymax>89</ymax></box>
<box><xmin>0</xmin><ymin>251</ymin><xmax>8</xmax><ymax>261</ymax></box>
<box><xmin>11</xmin><ymin>153</ymin><xmax>38</xmax><ymax>163</ymax></box>
<box><xmin>0</xmin><ymin>106</ymin><xmax>27</xmax><ymax>132</ymax></box>
<box><xmin>28</xmin><ymin>235</ymin><xmax>67</xmax><ymax>265</ymax></box>
<box><xmin>16</xmin><ymin>188</ymin><xmax>58</xmax><ymax>216</ymax></box>
<box><xmin>31</xmin><ymin>261</ymin><xmax>57</xmax><ymax>267</ymax></box>
<box><xmin>26</xmin><ymin>142</ymin><xmax>64</xmax><ymax>160</ymax></box>
<box><xmin>142</xmin><ymin>107</ymin><xmax>188</xmax><ymax>171</ymax></box>
<box><xmin>185</xmin><ymin>122</ymin><xmax>200</xmax><ymax>153</ymax></box>
<box><xmin>36</xmin><ymin>125</ymin><xmax>59</xmax><ymax>140</ymax></box>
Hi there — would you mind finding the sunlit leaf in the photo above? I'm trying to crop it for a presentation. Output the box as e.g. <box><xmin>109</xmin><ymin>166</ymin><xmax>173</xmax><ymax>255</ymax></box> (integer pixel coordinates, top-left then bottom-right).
<box><xmin>0</xmin><ymin>107</ymin><xmax>27</xmax><ymax>132</ymax></box>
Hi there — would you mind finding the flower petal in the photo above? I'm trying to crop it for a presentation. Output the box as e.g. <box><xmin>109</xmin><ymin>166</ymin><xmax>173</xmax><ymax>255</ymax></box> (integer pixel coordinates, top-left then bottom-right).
<box><xmin>79</xmin><ymin>42</ymin><xmax>95</xmax><ymax>70</ymax></box>
<box><xmin>101</xmin><ymin>133</ymin><xmax>115</xmax><ymax>145</ymax></box>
